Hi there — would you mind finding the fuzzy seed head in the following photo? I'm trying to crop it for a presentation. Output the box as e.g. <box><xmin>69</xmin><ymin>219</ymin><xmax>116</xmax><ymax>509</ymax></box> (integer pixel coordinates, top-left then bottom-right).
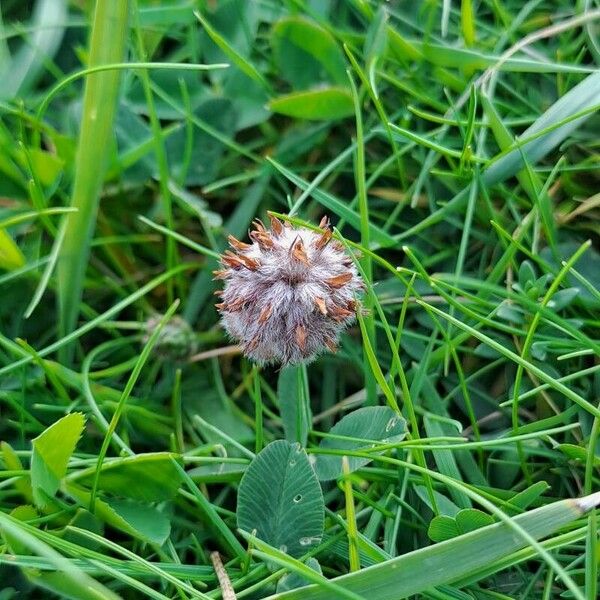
<box><xmin>143</xmin><ymin>315</ymin><xmax>198</xmax><ymax>361</ymax></box>
<box><xmin>215</xmin><ymin>215</ymin><xmax>364</xmax><ymax>365</ymax></box>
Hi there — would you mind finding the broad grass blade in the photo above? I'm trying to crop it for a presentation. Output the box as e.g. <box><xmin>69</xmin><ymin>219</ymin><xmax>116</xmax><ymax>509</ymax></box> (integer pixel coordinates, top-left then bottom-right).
<box><xmin>56</xmin><ymin>0</ymin><xmax>129</xmax><ymax>362</ymax></box>
<box><xmin>268</xmin><ymin>494</ymin><xmax>599</xmax><ymax>599</ymax></box>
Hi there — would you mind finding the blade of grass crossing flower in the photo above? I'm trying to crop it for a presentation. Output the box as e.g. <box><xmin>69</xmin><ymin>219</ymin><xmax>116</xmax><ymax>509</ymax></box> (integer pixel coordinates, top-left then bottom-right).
<box><xmin>266</xmin><ymin>158</ymin><xmax>396</xmax><ymax>248</ymax></box>
<box><xmin>56</xmin><ymin>0</ymin><xmax>129</xmax><ymax>364</ymax></box>
<box><xmin>340</xmin><ymin>238</ymin><xmax>437</xmax><ymax>513</ymax></box>
<box><xmin>356</xmin><ymin>310</ymin><xmax>397</xmax><ymax>413</ymax></box>
<box><xmin>348</xmin><ymin>70</ymin><xmax>376</xmax><ymax>406</ymax></box>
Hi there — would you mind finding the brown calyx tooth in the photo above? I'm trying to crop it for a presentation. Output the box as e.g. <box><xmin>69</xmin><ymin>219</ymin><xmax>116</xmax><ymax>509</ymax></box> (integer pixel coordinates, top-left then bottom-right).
<box><xmin>329</xmin><ymin>305</ymin><xmax>353</xmax><ymax>322</ymax></box>
<box><xmin>245</xmin><ymin>337</ymin><xmax>259</xmax><ymax>352</ymax></box>
<box><xmin>252</xmin><ymin>218</ymin><xmax>267</xmax><ymax>233</ymax></box>
<box><xmin>291</xmin><ymin>237</ymin><xmax>309</xmax><ymax>265</ymax></box>
<box><xmin>212</xmin><ymin>269</ymin><xmax>229</xmax><ymax>280</ymax></box>
<box><xmin>295</xmin><ymin>324</ymin><xmax>307</xmax><ymax>351</ymax></box>
<box><xmin>222</xmin><ymin>250</ymin><xmax>260</xmax><ymax>271</ymax></box>
<box><xmin>258</xmin><ymin>304</ymin><xmax>273</xmax><ymax>323</ymax></box>
<box><xmin>228</xmin><ymin>235</ymin><xmax>251</xmax><ymax>251</ymax></box>
<box><xmin>319</xmin><ymin>215</ymin><xmax>330</xmax><ymax>229</ymax></box>
<box><xmin>314</xmin><ymin>228</ymin><xmax>332</xmax><ymax>250</ymax></box>
<box><xmin>267</xmin><ymin>212</ymin><xmax>284</xmax><ymax>236</ymax></box>
<box><xmin>250</xmin><ymin>230</ymin><xmax>274</xmax><ymax>250</ymax></box>
<box><xmin>228</xmin><ymin>297</ymin><xmax>246</xmax><ymax>311</ymax></box>
<box><xmin>324</xmin><ymin>337</ymin><xmax>338</xmax><ymax>353</ymax></box>
<box><xmin>314</xmin><ymin>296</ymin><xmax>327</xmax><ymax>315</ymax></box>
<box><xmin>325</xmin><ymin>272</ymin><xmax>353</xmax><ymax>288</ymax></box>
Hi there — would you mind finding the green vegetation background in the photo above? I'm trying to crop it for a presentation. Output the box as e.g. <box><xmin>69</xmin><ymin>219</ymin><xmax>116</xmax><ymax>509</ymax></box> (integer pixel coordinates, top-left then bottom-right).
<box><xmin>0</xmin><ymin>1</ymin><xmax>599</xmax><ymax>599</ymax></box>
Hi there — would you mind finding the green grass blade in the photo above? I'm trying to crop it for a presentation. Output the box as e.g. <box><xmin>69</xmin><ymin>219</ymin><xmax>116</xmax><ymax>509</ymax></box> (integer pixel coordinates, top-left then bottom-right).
<box><xmin>0</xmin><ymin>512</ymin><xmax>121</xmax><ymax>600</ymax></box>
<box><xmin>268</xmin><ymin>493</ymin><xmax>600</xmax><ymax>600</ymax></box>
<box><xmin>56</xmin><ymin>0</ymin><xmax>130</xmax><ymax>363</ymax></box>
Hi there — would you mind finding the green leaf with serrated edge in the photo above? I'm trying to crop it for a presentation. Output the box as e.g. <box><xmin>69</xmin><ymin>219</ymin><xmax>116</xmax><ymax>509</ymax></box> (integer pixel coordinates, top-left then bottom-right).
<box><xmin>31</xmin><ymin>413</ymin><xmax>85</xmax><ymax>507</ymax></box>
<box><xmin>314</xmin><ymin>407</ymin><xmax>406</xmax><ymax>481</ymax></box>
<box><xmin>237</xmin><ymin>440</ymin><xmax>324</xmax><ymax>558</ymax></box>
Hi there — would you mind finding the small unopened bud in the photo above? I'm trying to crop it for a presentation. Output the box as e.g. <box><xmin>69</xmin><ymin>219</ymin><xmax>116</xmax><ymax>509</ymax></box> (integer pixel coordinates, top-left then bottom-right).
<box><xmin>215</xmin><ymin>214</ymin><xmax>364</xmax><ymax>365</ymax></box>
<box><xmin>143</xmin><ymin>315</ymin><xmax>198</xmax><ymax>361</ymax></box>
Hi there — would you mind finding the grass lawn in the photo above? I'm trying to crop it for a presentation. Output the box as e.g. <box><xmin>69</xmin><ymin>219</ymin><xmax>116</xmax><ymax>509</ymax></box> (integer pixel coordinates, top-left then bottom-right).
<box><xmin>0</xmin><ymin>1</ymin><xmax>599</xmax><ymax>599</ymax></box>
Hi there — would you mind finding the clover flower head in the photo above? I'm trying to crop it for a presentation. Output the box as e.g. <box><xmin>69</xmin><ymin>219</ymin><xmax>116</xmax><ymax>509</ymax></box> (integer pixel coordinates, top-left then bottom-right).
<box><xmin>215</xmin><ymin>214</ymin><xmax>364</xmax><ymax>365</ymax></box>
<box><xmin>143</xmin><ymin>315</ymin><xmax>198</xmax><ymax>361</ymax></box>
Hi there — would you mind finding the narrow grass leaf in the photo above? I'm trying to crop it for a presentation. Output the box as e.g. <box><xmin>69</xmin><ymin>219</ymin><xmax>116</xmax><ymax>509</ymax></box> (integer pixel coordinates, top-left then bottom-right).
<box><xmin>484</xmin><ymin>71</ymin><xmax>600</xmax><ymax>185</ymax></box>
<box><xmin>194</xmin><ymin>9</ymin><xmax>266</xmax><ymax>88</ymax></box>
<box><xmin>0</xmin><ymin>512</ymin><xmax>121</xmax><ymax>600</ymax></box>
